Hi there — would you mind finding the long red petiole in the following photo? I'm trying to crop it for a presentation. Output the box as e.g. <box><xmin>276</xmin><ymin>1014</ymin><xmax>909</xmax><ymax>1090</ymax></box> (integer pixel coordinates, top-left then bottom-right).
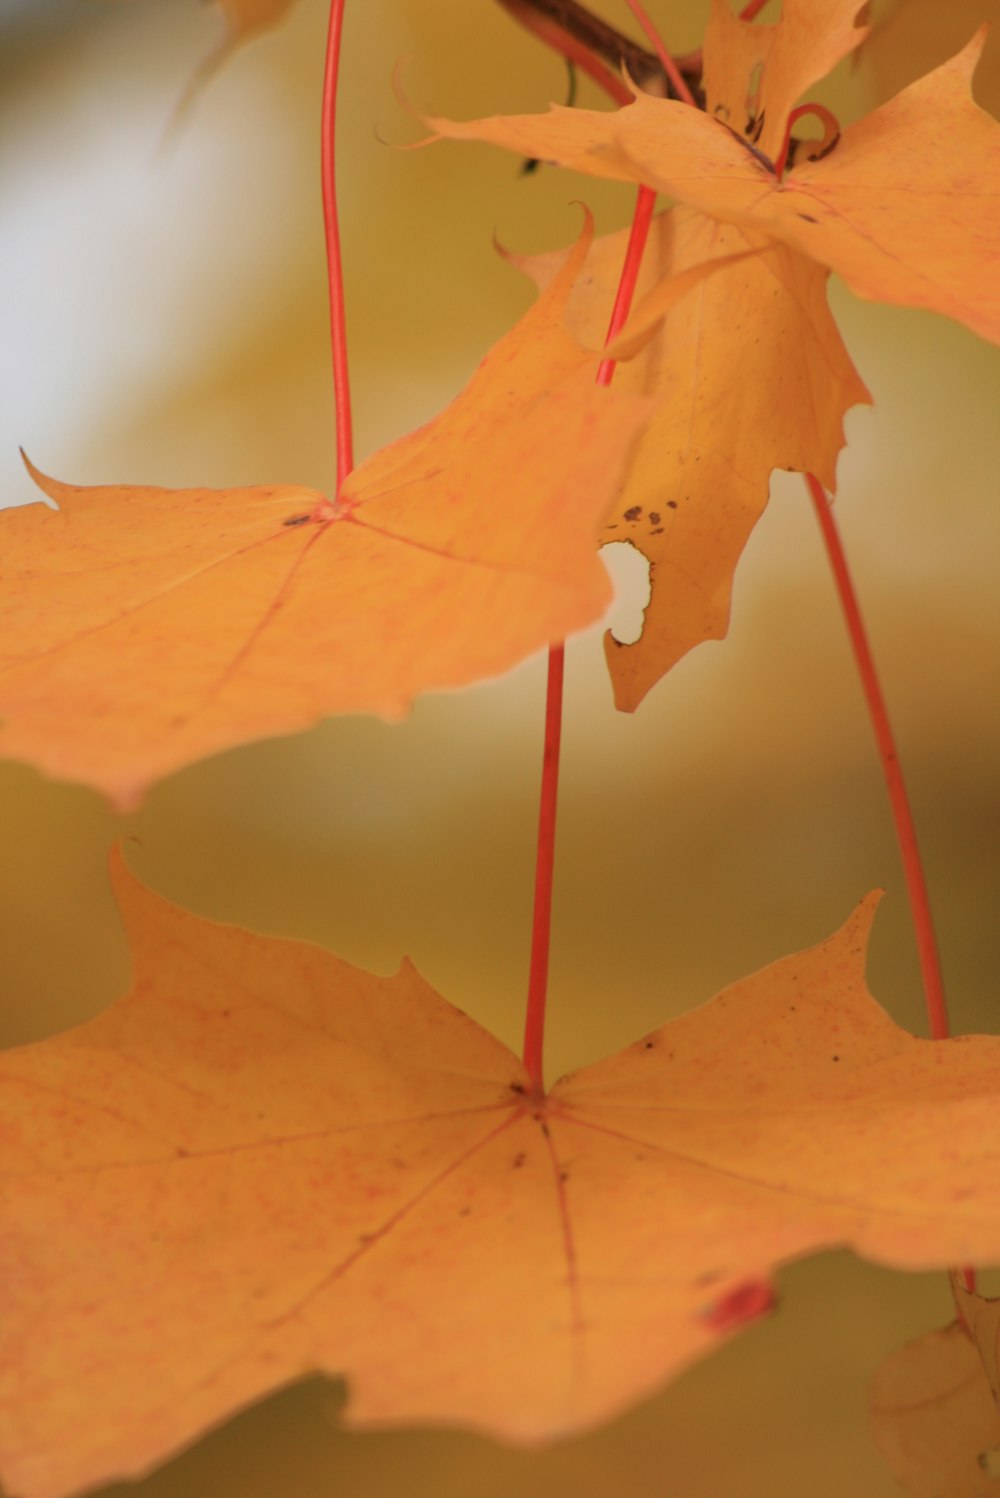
<box><xmin>523</xmin><ymin>644</ymin><xmax>566</xmax><ymax>1091</ymax></box>
<box><xmin>805</xmin><ymin>475</ymin><xmax>950</xmax><ymax>1042</ymax></box>
<box><xmin>321</xmin><ymin>0</ymin><xmax>354</xmax><ymax>489</ymax></box>
<box><xmin>809</xmin><ymin>476</ymin><xmax>974</xmax><ymax>1291</ymax></box>
<box><xmin>522</xmin><ymin>185</ymin><xmax>657</xmax><ymax>1091</ymax></box>
<box><xmin>520</xmin><ymin>9</ymin><xmax>663</xmax><ymax>1091</ymax></box>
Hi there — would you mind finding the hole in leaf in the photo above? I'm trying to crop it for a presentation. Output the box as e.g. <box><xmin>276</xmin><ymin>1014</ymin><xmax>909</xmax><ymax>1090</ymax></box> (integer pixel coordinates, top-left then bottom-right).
<box><xmin>601</xmin><ymin>541</ymin><xmax>651</xmax><ymax>645</ymax></box>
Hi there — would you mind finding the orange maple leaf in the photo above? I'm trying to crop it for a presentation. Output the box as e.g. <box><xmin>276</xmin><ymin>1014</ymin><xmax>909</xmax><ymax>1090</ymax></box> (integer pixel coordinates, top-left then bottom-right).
<box><xmin>424</xmin><ymin>0</ymin><xmax>997</xmax><ymax>704</ymax></box>
<box><xmin>5</xmin><ymin>854</ymin><xmax>1000</xmax><ymax>1498</ymax></box>
<box><xmin>511</xmin><ymin>207</ymin><xmax>870</xmax><ymax>708</ymax></box>
<box><xmin>428</xmin><ymin>6</ymin><xmax>1000</xmax><ymax>342</ymax></box>
<box><xmin>0</xmin><ymin>224</ymin><xmax>649</xmax><ymax>809</ymax></box>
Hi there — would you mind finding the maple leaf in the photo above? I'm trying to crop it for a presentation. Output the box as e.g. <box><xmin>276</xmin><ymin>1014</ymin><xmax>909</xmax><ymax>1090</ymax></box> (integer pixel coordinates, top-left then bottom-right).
<box><xmin>869</xmin><ymin>1285</ymin><xmax>1000</xmax><ymax>1496</ymax></box>
<box><xmin>0</xmin><ymin>223</ymin><xmax>649</xmax><ymax>809</ymax></box>
<box><xmin>6</xmin><ymin>856</ymin><xmax>1000</xmax><ymax>1498</ymax></box>
<box><xmin>427</xmin><ymin>3</ymin><xmax>1000</xmax><ymax>343</ymax></box>
<box><xmin>511</xmin><ymin>207</ymin><xmax>869</xmax><ymax>709</ymax></box>
<box><xmin>423</xmin><ymin>0</ymin><xmax>997</xmax><ymax>704</ymax></box>
<box><xmin>864</xmin><ymin>1255</ymin><xmax>1000</xmax><ymax>1493</ymax></box>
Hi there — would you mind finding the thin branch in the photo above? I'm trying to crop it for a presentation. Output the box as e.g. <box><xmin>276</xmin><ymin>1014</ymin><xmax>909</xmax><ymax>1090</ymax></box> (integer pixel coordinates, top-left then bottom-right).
<box><xmin>495</xmin><ymin>0</ymin><xmax>703</xmax><ymax>102</ymax></box>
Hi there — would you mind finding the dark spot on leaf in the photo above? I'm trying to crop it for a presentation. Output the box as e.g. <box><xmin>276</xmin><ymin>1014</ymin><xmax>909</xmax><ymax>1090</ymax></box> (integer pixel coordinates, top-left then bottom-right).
<box><xmin>643</xmin><ymin>1040</ymin><xmax>655</xmax><ymax>1051</ymax></box>
<box><xmin>540</xmin><ymin>1121</ymin><xmax>551</xmax><ymax>1137</ymax></box>
<box><xmin>651</xmin><ymin>527</ymin><xmax>664</xmax><ymax>535</ymax></box>
<box><xmin>666</xmin><ymin>500</ymin><xmax>678</xmax><ymax>509</ymax></box>
<box><xmin>513</xmin><ymin>1152</ymin><xmax>527</xmax><ymax>1169</ymax></box>
<box><xmin>797</xmin><ymin>213</ymin><xmax>818</xmax><ymax>224</ymax></box>
<box><xmin>832</xmin><ymin>1055</ymin><xmax>840</xmax><ymax>1062</ymax></box>
<box><xmin>459</xmin><ymin>1205</ymin><xmax>472</xmax><ymax>1217</ymax></box>
<box><xmin>624</xmin><ymin>505</ymin><xmax>643</xmax><ymax>521</ymax></box>
<box><xmin>648</xmin><ymin>511</ymin><xmax>661</xmax><ymax>525</ymax></box>
<box><xmin>510</xmin><ymin>1081</ymin><xmax>526</xmax><ymax>1094</ymax></box>
<box><xmin>702</xmin><ymin>1280</ymin><xmax>775</xmax><ymax>1331</ymax></box>
<box><xmin>559</xmin><ymin>1168</ymin><xmax>570</xmax><ymax>1183</ymax></box>
<box><xmin>282</xmin><ymin>513</ymin><xmax>311</xmax><ymax>527</ymax></box>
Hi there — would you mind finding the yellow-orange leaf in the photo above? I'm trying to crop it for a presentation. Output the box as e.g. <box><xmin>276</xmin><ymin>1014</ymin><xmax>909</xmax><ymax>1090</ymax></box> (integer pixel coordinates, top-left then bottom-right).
<box><xmin>0</xmin><ymin>226</ymin><xmax>647</xmax><ymax>808</ymax></box>
<box><xmin>514</xmin><ymin>208</ymin><xmax>869</xmax><ymax>709</ymax></box>
<box><xmin>703</xmin><ymin>0</ymin><xmax>870</xmax><ymax>159</ymax></box>
<box><xmin>429</xmin><ymin>32</ymin><xmax>1000</xmax><ymax>343</ymax></box>
<box><xmin>870</xmin><ymin>1319</ymin><xmax>1000</xmax><ymax>1497</ymax></box>
<box><xmin>6</xmin><ymin>858</ymin><xmax>1000</xmax><ymax>1497</ymax></box>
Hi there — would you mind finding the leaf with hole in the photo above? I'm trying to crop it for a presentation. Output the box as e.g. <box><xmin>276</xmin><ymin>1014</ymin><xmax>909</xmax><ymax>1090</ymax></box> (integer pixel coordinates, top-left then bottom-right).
<box><xmin>511</xmin><ymin>206</ymin><xmax>869</xmax><ymax>709</ymax></box>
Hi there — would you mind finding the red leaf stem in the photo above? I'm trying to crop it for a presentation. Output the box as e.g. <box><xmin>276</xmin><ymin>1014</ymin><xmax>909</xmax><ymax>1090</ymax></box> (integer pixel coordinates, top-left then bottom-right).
<box><xmin>523</xmin><ymin>642</ymin><xmax>566</xmax><ymax>1092</ymax></box>
<box><xmin>773</xmin><ymin>101</ymin><xmax>841</xmax><ymax>179</ymax></box>
<box><xmin>621</xmin><ymin>0</ymin><xmax>699</xmax><ymax>108</ymax></box>
<box><xmin>321</xmin><ymin>0</ymin><xmax>354</xmax><ymax>488</ymax></box>
<box><xmin>522</xmin><ymin>184</ymin><xmax>657</xmax><ymax>1092</ymax></box>
<box><xmin>597</xmin><ymin>185</ymin><xmax>658</xmax><ymax>384</ymax></box>
<box><xmin>805</xmin><ymin>474</ymin><xmax>950</xmax><ymax>1042</ymax></box>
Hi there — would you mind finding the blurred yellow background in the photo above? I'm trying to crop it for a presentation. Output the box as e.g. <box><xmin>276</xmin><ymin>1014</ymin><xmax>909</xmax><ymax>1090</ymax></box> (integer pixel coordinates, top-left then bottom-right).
<box><xmin>1</xmin><ymin>1</ymin><xmax>999</xmax><ymax>1494</ymax></box>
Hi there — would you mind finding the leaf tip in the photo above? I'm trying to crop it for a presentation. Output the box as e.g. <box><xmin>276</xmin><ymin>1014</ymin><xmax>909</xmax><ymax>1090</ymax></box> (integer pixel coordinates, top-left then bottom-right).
<box><xmin>17</xmin><ymin>451</ymin><xmax>67</xmax><ymax>510</ymax></box>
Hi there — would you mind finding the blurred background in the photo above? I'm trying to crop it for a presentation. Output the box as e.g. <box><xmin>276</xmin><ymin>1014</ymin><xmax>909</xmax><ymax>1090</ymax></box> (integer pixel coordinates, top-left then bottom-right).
<box><xmin>1</xmin><ymin>0</ymin><xmax>999</xmax><ymax>1493</ymax></box>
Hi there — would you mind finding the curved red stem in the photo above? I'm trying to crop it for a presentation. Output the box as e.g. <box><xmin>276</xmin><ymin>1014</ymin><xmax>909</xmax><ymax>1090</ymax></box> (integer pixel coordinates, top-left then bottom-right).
<box><xmin>805</xmin><ymin>474</ymin><xmax>950</xmax><ymax>1041</ymax></box>
<box><xmin>773</xmin><ymin>101</ymin><xmax>840</xmax><ymax>179</ymax></box>
<box><xmin>321</xmin><ymin>0</ymin><xmax>354</xmax><ymax>489</ymax></box>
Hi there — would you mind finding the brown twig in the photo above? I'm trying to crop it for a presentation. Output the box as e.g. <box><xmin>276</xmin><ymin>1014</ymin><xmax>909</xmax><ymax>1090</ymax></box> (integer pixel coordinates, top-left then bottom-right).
<box><xmin>495</xmin><ymin>0</ymin><xmax>703</xmax><ymax>104</ymax></box>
